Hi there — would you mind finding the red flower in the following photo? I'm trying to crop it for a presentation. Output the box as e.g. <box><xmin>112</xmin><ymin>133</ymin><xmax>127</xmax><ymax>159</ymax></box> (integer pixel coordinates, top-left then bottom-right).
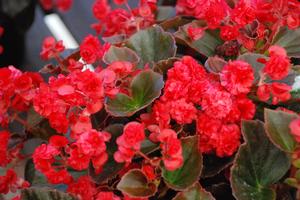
<box><xmin>169</xmin><ymin>98</ymin><xmax>197</xmax><ymax>125</ymax></box>
<box><xmin>271</xmin><ymin>82</ymin><xmax>292</xmax><ymax>105</ymax></box>
<box><xmin>0</xmin><ymin>130</ymin><xmax>10</xmax><ymax>167</ymax></box>
<box><xmin>215</xmin><ymin>124</ymin><xmax>240</xmax><ymax>157</ymax></box>
<box><xmin>187</xmin><ymin>26</ymin><xmax>205</xmax><ymax>41</ymax></box>
<box><xmin>257</xmin><ymin>84</ymin><xmax>271</xmax><ymax>102</ymax></box>
<box><xmin>158</xmin><ymin>129</ymin><xmax>183</xmax><ymax>171</ymax></box>
<box><xmin>49</xmin><ymin>135</ymin><xmax>69</xmax><ymax>148</ymax></box>
<box><xmin>290</xmin><ymin>118</ymin><xmax>300</xmax><ymax>142</ymax></box>
<box><xmin>45</xmin><ymin>169</ymin><xmax>73</xmax><ymax>184</ymax></box>
<box><xmin>142</xmin><ymin>164</ymin><xmax>156</xmax><ymax>181</ymax></box>
<box><xmin>67</xmin><ymin>176</ymin><xmax>97</xmax><ymax>200</ymax></box>
<box><xmin>93</xmin><ymin>0</ymin><xmax>111</xmax><ymax>20</ymax></box>
<box><xmin>220</xmin><ymin>25</ymin><xmax>240</xmax><ymax>41</ymax></box>
<box><xmin>67</xmin><ymin>129</ymin><xmax>110</xmax><ymax>172</ymax></box>
<box><xmin>96</xmin><ymin>192</ymin><xmax>121</xmax><ymax>200</ymax></box>
<box><xmin>40</xmin><ymin>36</ymin><xmax>65</xmax><ymax>60</ymax></box>
<box><xmin>114</xmin><ymin>122</ymin><xmax>145</xmax><ymax>163</ymax></box>
<box><xmin>257</xmin><ymin>82</ymin><xmax>292</xmax><ymax>105</ymax></box>
<box><xmin>201</xmin><ymin>88</ymin><xmax>233</xmax><ymax>119</ymax></box>
<box><xmin>33</xmin><ymin>144</ymin><xmax>60</xmax><ymax>173</ymax></box>
<box><xmin>80</xmin><ymin>35</ymin><xmax>103</xmax><ymax>64</ymax></box>
<box><xmin>220</xmin><ymin>60</ymin><xmax>254</xmax><ymax>95</ymax></box>
<box><xmin>236</xmin><ymin>96</ymin><xmax>256</xmax><ymax>120</ymax></box>
<box><xmin>0</xmin><ymin>169</ymin><xmax>17</xmax><ymax>194</ymax></box>
<box><xmin>204</xmin><ymin>1</ymin><xmax>227</xmax><ymax>29</ymax></box>
<box><xmin>49</xmin><ymin>112</ymin><xmax>69</xmax><ymax>134</ymax></box>
<box><xmin>264</xmin><ymin>46</ymin><xmax>290</xmax><ymax>80</ymax></box>
<box><xmin>67</xmin><ymin>146</ymin><xmax>91</xmax><ymax>171</ymax></box>
<box><xmin>56</xmin><ymin>0</ymin><xmax>73</xmax><ymax>11</ymax></box>
<box><xmin>231</xmin><ymin>0</ymin><xmax>256</xmax><ymax>26</ymax></box>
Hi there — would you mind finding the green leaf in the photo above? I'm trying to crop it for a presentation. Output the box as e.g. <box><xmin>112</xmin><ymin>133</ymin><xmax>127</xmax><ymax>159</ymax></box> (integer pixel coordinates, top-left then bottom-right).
<box><xmin>264</xmin><ymin>109</ymin><xmax>298</xmax><ymax>152</ymax></box>
<box><xmin>103</xmin><ymin>46</ymin><xmax>140</xmax><ymax>65</ymax></box>
<box><xmin>173</xmin><ymin>183</ymin><xmax>215</xmax><ymax>200</ymax></box>
<box><xmin>231</xmin><ymin>120</ymin><xmax>291</xmax><ymax>200</ymax></box>
<box><xmin>159</xmin><ymin>16</ymin><xmax>192</xmax><ymax>31</ymax></box>
<box><xmin>126</xmin><ymin>25</ymin><xmax>177</xmax><ymax>67</ymax></box>
<box><xmin>140</xmin><ymin>139</ymin><xmax>159</xmax><ymax>155</ymax></box>
<box><xmin>174</xmin><ymin>21</ymin><xmax>222</xmax><ymax>57</ymax></box>
<box><xmin>204</xmin><ymin>56</ymin><xmax>227</xmax><ymax>74</ymax></box>
<box><xmin>90</xmin><ymin>124</ymin><xmax>124</xmax><ymax>184</ymax></box>
<box><xmin>105</xmin><ymin>70</ymin><xmax>164</xmax><ymax>117</ymax></box>
<box><xmin>156</xmin><ymin>6</ymin><xmax>176</xmax><ymax>21</ymax></box>
<box><xmin>273</xmin><ymin>27</ymin><xmax>300</xmax><ymax>58</ymax></box>
<box><xmin>21</xmin><ymin>188</ymin><xmax>76</xmax><ymax>200</ymax></box>
<box><xmin>117</xmin><ymin>169</ymin><xmax>157</xmax><ymax>198</ymax></box>
<box><xmin>162</xmin><ymin>136</ymin><xmax>203</xmax><ymax>191</ymax></box>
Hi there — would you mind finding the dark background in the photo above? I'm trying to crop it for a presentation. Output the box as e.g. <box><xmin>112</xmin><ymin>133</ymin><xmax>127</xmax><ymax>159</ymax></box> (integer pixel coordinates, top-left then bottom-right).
<box><xmin>23</xmin><ymin>0</ymin><xmax>95</xmax><ymax>71</ymax></box>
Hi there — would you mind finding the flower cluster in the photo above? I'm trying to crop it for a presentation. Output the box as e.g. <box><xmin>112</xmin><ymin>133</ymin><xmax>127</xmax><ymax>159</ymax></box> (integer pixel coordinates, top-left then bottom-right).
<box><xmin>91</xmin><ymin>0</ymin><xmax>157</xmax><ymax>37</ymax></box>
<box><xmin>257</xmin><ymin>45</ymin><xmax>292</xmax><ymax>104</ymax></box>
<box><xmin>33</xmin><ymin>129</ymin><xmax>110</xmax><ymax>184</ymax></box>
<box><xmin>177</xmin><ymin>0</ymin><xmax>300</xmax><ymax>52</ymax></box>
<box><xmin>0</xmin><ymin>130</ymin><xmax>30</xmax><ymax>197</ymax></box>
<box><xmin>0</xmin><ymin>66</ymin><xmax>43</xmax><ymax>127</ymax></box>
<box><xmin>151</xmin><ymin>56</ymin><xmax>255</xmax><ymax>157</ymax></box>
<box><xmin>114</xmin><ymin>122</ymin><xmax>145</xmax><ymax>163</ymax></box>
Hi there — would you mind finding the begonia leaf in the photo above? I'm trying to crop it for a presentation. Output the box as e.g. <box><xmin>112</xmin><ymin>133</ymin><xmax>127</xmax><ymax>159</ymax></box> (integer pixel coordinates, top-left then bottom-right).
<box><xmin>117</xmin><ymin>169</ymin><xmax>157</xmax><ymax>198</ymax></box>
<box><xmin>174</xmin><ymin>21</ymin><xmax>222</xmax><ymax>57</ymax></box>
<box><xmin>173</xmin><ymin>183</ymin><xmax>215</xmax><ymax>200</ymax></box>
<box><xmin>273</xmin><ymin>27</ymin><xmax>300</xmax><ymax>58</ymax></box>
<box><xmin>21</xmin><ymin>188</ymin><xmax>76</xmax><ymax>200</ymax></box>
<box><xmin>90</xmin><ymin>124</ymin><xmax>124</xmax><ymax>184</ymax></box>
<box><xmin>264</xmin><ymin>109</ymin><xmax>298</xmax><ymax>152</ymax></box>
<box><xmin>126</xmin><ymin>25</ymin><xmax>177</xmax><ymax>67</ymax></box>
<box><xmin>105</xmin><ymin>70</ymin><xmax>164</xmax><ymax>117</ymax></box>
<box><xmin>160</xmin><ymin>16</ymin><xmax>192</xmax><ymax>31</ymax></box>
<box><xmin>103</xmin><ymin>46</ymin><xmax>140</xmax><ymax>65</ymax></box>
<box><xmin>201</xmin><ymin>155</ymin><xmax>233</xmax><ymax>178</ymax></box>
<box><xmin>162</xmin><ymin>136</ymin><xmax>202</xmax><ymax>191</ymax></box>
<box><xmin>231</xmin><ymin>120</ymin><xmax>291</xmax><ymax>200</ymax></box>
<box><xmin>156</xmin><ymin>6</ymin><xmax>176</xmax><ymax>22</ymax></box>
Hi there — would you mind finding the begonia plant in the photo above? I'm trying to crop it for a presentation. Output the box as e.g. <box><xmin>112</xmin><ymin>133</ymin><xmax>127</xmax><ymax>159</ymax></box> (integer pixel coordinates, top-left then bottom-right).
<box><xmin>1</xmin><ymin>0</ymin><xmax>300</xmax><ymax>199</ymax></box>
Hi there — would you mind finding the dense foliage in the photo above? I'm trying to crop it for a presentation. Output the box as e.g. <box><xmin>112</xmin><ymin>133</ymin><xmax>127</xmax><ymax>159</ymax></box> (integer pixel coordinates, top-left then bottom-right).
<box><xmin>2</xmin><ymin>0</ymin><xmax>300</xmax><ymax>199</ymax></box>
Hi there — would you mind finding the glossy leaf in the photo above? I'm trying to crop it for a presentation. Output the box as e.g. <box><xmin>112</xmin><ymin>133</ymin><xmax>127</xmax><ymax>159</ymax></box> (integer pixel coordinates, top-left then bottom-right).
<box><xmin>21</xmin><ymin>188</ymin><xmax>76</xmax><ymax>200</ymax></box>
<box><xmin>231</xmin><ymin>120</ymin><xmax>291</xmax><ymax>200</ymax></box>
<box><xmin>264</xmin><ymin>109</ymin><xmax>298</xmax><ymax>152</ymax></box>
<box><xmin>90</xmin><ymin>124</ymin><xmax>124</xmax><ymax>184</ymax></box>
<box><xmin>105</xmin><ymin>70</ymin><xmax>164</xmax><ymax>117</ymax></box>
<box><xmin>174</xmin><ymin>21</ymin><xmax>222</xmax><ymax>57</ymax></box>
<box><xmin>162</xmin><ymin>136</ymin><xmax>203</xmax><ymax>191</ymax></box>
<box><xmin>153</xmin><ymin>57</ymin><xmax>179</xmax><ymax>76</ymax></box>
<box><xmin>126</xmin><ymin>25</ymin><xmax>177</xmax><ymax>67</ymax></box>
<box><xmin>156</xmin><ymin>6</ymin><xmax>176</xmax><ymax>21</ymax></box>
<box><xmin>204</xmin><ymin>56</ymin><xmax>227</xmax><ymax>74</ymax></box>
<box><xmin>173</xmin><ymin>183</ymin><xmax>215</xmax><ymax>200</ymax></box>
<box><xmin>103</xmin><ymin>46</ymin><xmax>140</xmax><ymax>65</ymax></box>
<box><xmin>201</xmin><ymin>155</ymin><xmax>233</xmax><ymax>178</ymax></box>
<box><xmin>117</xmin><ymin>169</ymin><xmax>157</xmax><ymax>198</ymax></box>
<box><xmin>273</xmin><ymin>27</ymin><xmax>300</xmax><ymax>58</ymax></box>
